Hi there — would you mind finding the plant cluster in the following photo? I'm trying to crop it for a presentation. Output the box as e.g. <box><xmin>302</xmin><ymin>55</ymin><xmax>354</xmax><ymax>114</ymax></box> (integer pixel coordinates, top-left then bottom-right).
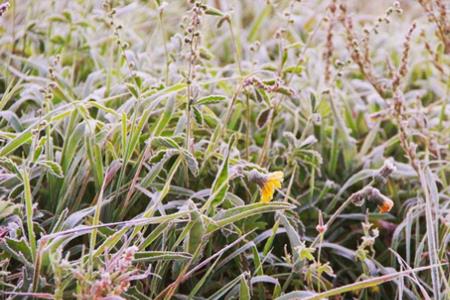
<box><xmin>0</xmin><ymin>0</ymin><xmax>449</xmax><ymax>299</ymax></box>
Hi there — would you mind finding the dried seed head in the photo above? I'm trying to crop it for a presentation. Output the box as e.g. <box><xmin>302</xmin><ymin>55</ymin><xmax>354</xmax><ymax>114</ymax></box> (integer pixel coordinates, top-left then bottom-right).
<box><xmin>0</xmin><ymin>2</ymin><xmax>10</xmax><ymax>17</ymax></box>
<box><xmin>369</xmin><ymin>188</ymin><xmax>394</xmax><ymax>213</ymax></box>
<box><xmin>325</xmin><ymin>179</ymin><xmax>338</xmax><ymax>190</ymax></box>
<box><xmin>247</xmin><ymin>169</ymin><xmax>266</xmax><ymax>186</ymax></box>
<box><xmin>48</xmin><ymin>81</ymin><xmax>57</xmax><ymax>89</ymax></box>
<box><xmin>349</xmin><ymin>188</ymin><xmax>367</xmax><ymax>207</ymax></box>
<box><xmin>377</xmin><ymin>158</ymin><xmax>396</xmax><ymax>179</ymax></box>
<box><xmin>311</xmin><ymin>113</ymin><xmax>322</xmax><ymax>125</ymax></box>
<box><xmin>350</xmin><ymin>186</ymin><xmax>394</xmax><ymax>213</ymax></box>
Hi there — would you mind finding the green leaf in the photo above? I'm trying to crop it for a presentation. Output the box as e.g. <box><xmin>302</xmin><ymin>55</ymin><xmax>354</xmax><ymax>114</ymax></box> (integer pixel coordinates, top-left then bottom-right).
<box><xmin>0</xmin><ymin>77</ymin><xmax>24</xmax><ymax>111</ymax></box>
<box><xmin>203</xmin><ymin>147</ymin><xmax>230</xmax><ymax>213</ymax></box>
<box><xmin>152</xmin><ymin>136</ymin><xmax>180</xmax><ymax>149</ymax></box>
<box><xmin>139</xmin><ymin>222</ymin><xmax>170</xmax><ymax>250</ymax></box>
<box><xmin>33</xmin><ymin>136</ymin><xmax>47</xmax><ymax>162</ymax></box>
<box><xmin>248</xmin><ymin>5</ymin><xmax>272</xmax><ymax>42</ymax></box>
<box><xmin>5</xmin><ymin>238</ymin><xmax>33</xmax><ymax>262</ymax></box>
<box><xmin>121</xmin><ymin>112</ymin><xmax>128</xmax><ymax>155</ymax></box>
<box><xmin>189</xmin><ymin>248</ymin><xmax>223</xmax><ymax>298</ymax></box>
<box><xmin>263</xmin><ymin>220</ymin><xmax>279</xmax><ymax>256</ymax></box>
<box><xmin>0</xmin><ymin>111</ymin><xmax>23</xmax><ymax>132</ymax></box>
<box><xmin>209</xmin><ymin>274</ymin><xmax>244</xmax><ymax>300</ymax></box>
<box><xmin>133</xmin><ymin>251</ymin><xmax>192</xmax><ymax>262</ymax></box>
<box><xmin>252</xmin><ymin>245</ymin><xmax>264</xmax><ymax>276</ymax></box>
<box><xmin>273</xmin><ymin>284</ymin><xmax>282</xmax><ymax>298</ymax></box>
<box><xmin>61</xmin><ymin>122</ymin><xmax>86</xmax><ymax>173</ymax></box>
<box><xmin>254</xmin><ymin>88</ymin><xmax>270</xmax><ymax>105</ymax></box>
<box><xmin>240</xmin><ymin>275</ymin><xmax>251</xmax><ymax>300</ymax></box>
<box><xmin>152</xmin><ymin>96</ymin><xmax>175</xmax><ymax>136</ymax></box>
<box><xmin>93</xmin><ymin>227</ymin><xmax>128</xmax><ymax>258</ymax></box>
<box><xmin>208</xmin><ymin>202</ymin><xmax>293</xmax><ymax>233</ymax></box>
<box><xmin>283</xmin><ymin>65</ymin><xmax>303</xmax><ymax>75</ymax></box>
<box><xmin>0</xmin><ymin>200</ymin><xmax>20</xmax><ymax>220</ymax></box>
<box><xmin>193</xmin><ymin>105</ymin><xmax>204</xmax><ymax>125</ymax></box>
<box><xmin>278</xmin><ymin>214</ymin><xmax>302</xmax><ymax>258</ymax></box>
<box><xmin>184</xmin><ymin>209</ymin><xmax>206</xmax><ymax>254</ymax></box>
<box><xmin>50</xmin><ymin>35</ymin><xmax>66</xmax><ymax>44</ymax></box>
<box><xmin>182</xmin><ymin>149</ymin><xmax>199</xmax><ymax>177</ymax></box>
<box><xmin>257</xmin><ymin>108</ymin><xmax>271</xmax><ymax>128</ymax></box>
<box><xmin>199</xmin><ymin>47</ymin><xmax>215</xmax><ymax>60</ymax></box>
<box><xmin>38</xmin><ymin>160</ymin><xmax>64</xmax><ymax>178</ymax></box>
<box><xmin>87</xmin><ymin>100</ymin><xmax>120</xmax><ymax>117</ymax></box>
<box><xmin>298</xmin><ymin>245</ymin><xmax>316</xmax><ymax>261</ymax></box>
<box><xmin>86</xmin><ymin>137</ymin><xmax>104</xmax><ymax>190</ymax></box>
<box><xmin>127</xmin><ymin>83</ymin><xmax>140</xmax><ymax>98</ymax></box>
<box><xmin>20</xmin><ymin>169</ymin><xmax>36</xmax><ymax>260</ymax></box>
<box><xmin>0</xmin><ymin>239</ymin><xmax>33</xmax><ymax>268</ymax></box>
<box><xmin>205</xmin><ymin>6</ymin><xmax>224</xmax><ymax>16</ymax></box>
<box><xmin>142</xmin><ymin>82</ymin><xmax>187</xmax><ymax>105</ymax></box>
<box><xmin>0</xmin><ymin>131</ymin><xmax>33</xmax><ymax>157</ymax></box>
<box><xmin>195</xmin><ymin>95</ymin><xmax>227</xmax><ymax>106</ymax></box>
<box><xmin>0</xmin><ymin>157</ymin><xmax>21</xmax><ymax>177</ymax></box>
<box><xmin>142</xmin><ymin>149</ymin><xmax>179</xmax><ymax>187</ymax></box>
<box><xmin>123</xmin><ymin>109</ymin><xmax>151</xmax><ymax>163</ymax></box>
<box><xmin>277</xmin><ymin>264</ymin><xmax>441</xmax><ymax>300</ymax></box>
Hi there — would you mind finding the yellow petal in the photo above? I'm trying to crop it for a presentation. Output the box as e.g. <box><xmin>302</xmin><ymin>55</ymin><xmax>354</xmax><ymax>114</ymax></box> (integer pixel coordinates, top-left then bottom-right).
<box><xmin>270</xmin><ymin>171</ymin><xmax>284</xmax><ymax>181</ymax></box>
<box><xmin>271</xmin><ymin>179</ymin><xmax>282</xmax><ymax>189</ymax></box>
<box><xmin>260</xmin><ymin>190</ymin><xmax>271</xmax><ymax>203</ymax></box>
<box><xmin>260</xmin><ymin>171</ymin><xmax>284</xmax><ymax>204</ymax></box>
<box><xmin>260</xmin><ymin>183</ymin><xmax>273</xmax><ymax>203</ymax></box>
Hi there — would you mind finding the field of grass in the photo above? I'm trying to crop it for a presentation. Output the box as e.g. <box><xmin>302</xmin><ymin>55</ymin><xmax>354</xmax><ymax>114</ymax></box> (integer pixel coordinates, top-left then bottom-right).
<box><xmin>0</xmin><ymin>0</ymin><xmax>449</xmax><ymax>299</ymax></box>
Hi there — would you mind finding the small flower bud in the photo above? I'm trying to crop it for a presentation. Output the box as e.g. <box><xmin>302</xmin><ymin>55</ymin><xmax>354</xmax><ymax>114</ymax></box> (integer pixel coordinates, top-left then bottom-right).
<box><xmin>316</xmin><ymin>224</ymin><xmax>327</xmax><ymax>234</ymax></box>
<box><xmin>377</xmin><ymin>158</ymin><xmax>396</xmax><ymax>179</ymax></box>
<box><xmin>311</xmin><ymin>113</ymin><xmax>322</xmax><ymax>125</ymax></box>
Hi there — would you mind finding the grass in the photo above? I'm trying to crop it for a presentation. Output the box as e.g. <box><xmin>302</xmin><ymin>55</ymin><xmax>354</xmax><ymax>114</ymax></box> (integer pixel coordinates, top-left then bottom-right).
<box><xmin>0</xmin><ymin>0</ymin><xmax>449</xmax><ymax>299</ymax></box>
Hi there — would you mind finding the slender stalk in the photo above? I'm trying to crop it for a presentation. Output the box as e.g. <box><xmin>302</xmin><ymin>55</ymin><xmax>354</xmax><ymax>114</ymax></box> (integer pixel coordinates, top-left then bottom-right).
<box><xmin>419</xmin><ymin>165</ymin><xmax>441</xmax><ymax>299</ymax></box>
<box><xmin>312</xmin><ymin>178</ymin><xmax>376</xmax><ymax>247</ymax></box>
<box><xmin>21</xmin><ymin>169</ymin><xmax>36</xmax><ymax>260</ymax></box>
<box><xmin>284</xmin><ymin>164</ymin><xmax>297</xmax><ymax>203</ymax></box>
<box><xmin>227</xmin><ymin>19</ymin><xmax>242</xmax><ymax>75</ymax></box>
<box><xmin>257</xmin><ymin>107</ymin><xmax>275</xmax><ymax>166</ymax></box>
<box><xmin>226</xmin><ymin>17</ymin><xmax>249</xmax><ymax>159</ymax></box>
<box><xmin>158</xmin><ymin>4</ymin><xmax>170</xmax><ymax>85</ymax></box>
<box><xmin>245</xmin><ymin>94</ymin><xmax>251</xmax><ymax>160</ymax></box>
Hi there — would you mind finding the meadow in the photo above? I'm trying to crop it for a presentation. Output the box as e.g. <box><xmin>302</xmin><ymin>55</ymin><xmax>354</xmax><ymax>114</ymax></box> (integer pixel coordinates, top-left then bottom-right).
<box><xmin>0</xmin><ymin>0</ymin><xmax>449</xmax><ymax>299</ymax></box>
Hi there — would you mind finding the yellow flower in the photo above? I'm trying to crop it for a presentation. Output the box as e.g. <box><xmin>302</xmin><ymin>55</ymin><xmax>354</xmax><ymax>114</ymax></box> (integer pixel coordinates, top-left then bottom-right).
<box><xmin>259</xmin><ymin>171</ymin><xmax>284</xmax><ymax>203</ymax></box>
<box><xmin>378</xmin><ymin>197</ymin><xmax>393</xmax><ymax>213</ymax></box>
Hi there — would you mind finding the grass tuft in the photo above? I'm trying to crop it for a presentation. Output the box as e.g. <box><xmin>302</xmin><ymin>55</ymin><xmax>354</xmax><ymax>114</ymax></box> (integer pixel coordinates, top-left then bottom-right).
<box><xmin>0</xmin><ymin>0</ymin><xmax>449</xmax><ymax>299</ymax></box>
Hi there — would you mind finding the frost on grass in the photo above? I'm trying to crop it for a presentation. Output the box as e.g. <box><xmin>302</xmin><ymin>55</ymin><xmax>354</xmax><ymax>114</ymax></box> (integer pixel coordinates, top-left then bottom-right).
<box><xmin>0</xmin><ymin>0</ymin><xmax>448</xmax><ymax>299</ymax></box>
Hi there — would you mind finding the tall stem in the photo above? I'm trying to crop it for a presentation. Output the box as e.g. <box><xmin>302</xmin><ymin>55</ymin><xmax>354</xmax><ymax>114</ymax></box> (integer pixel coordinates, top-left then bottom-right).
<box><xmin>21</xmin><ymin>170</ymin><xmax>36</xmax><ymax>260</ymax></box>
